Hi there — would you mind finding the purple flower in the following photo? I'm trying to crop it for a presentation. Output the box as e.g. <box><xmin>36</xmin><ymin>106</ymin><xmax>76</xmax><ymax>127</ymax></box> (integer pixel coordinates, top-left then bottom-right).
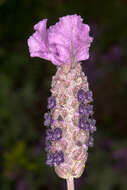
<box><xmin>53</xmin><ymin>151</ymin><xmax>64</xmax><ymax>165</ymax></box>
<box><xmin>89</xmin><ymin>118</ymin><xmax>96</xmax><ymax>126</ymax></box>
<box><xmin>46</xmin><ymin>129</ymin><xmax>54</xmax><ymax>141</ymax></box>
<box><xmin>46</xmin><ymin>151</ymin><xmax>64</xmax><ymax>166</ymax></box>
<box><xmin>28</xmin><ymin>15</ymin><xmax>93</xmax><ymax>65</ymax></box>
<box><xmin>85</xmin><ymin>91</ymin><xmax>93</xmax><ymax>102</ymax></box>
<box><xmin>77</xmin><ymin>89</ymin><xmax>85</xmax><ymax>102</ymax></box>
<box><xmin>79</xmin><ymin>116</ymin><xmax>89</xmax><ymax>130</ymax></box>
<box><xmin>79</xmin><ymin>103</ymin><xmax>86</xmax><ymax>115</ymax></box>
<box><xmin>88</xmin><ymin>119</ymin><xmax>96</xmax><ymax>133</ymax></box>
<box><xmin>53</xmin><ymin>128</ymin><xmax>62</xmax><ymax>141</ymax></box>
<box><xmin>79</xmin><ymin>103</ymin><xmax>85</xmax><ymax>114</ymax></box>
<box><xmin>47</xmin><ymin>96</ymin><xmax>56</xmax><ymax>109</ymax></box>
<box><xmin>79</xmin><ymin>103</ymin><xmax>93</xmax><ymax>115</ymax></box>
<box><xmin>89</xmin><ymin>125</ymin><xmax>96</xmax><ymax>134</ymax></box>
<box><xmin>44</xmin><ymin>112</ymin><xmax>52</xmax><ymax>126</ymax></box>
<box><xmin>46</xmin><ymin>153</ymin><xmax>54</xmax><ymax>166</ymax></box>
<box><xmin>86</xmin><ymin>104</ymin><xmax>93</xmax><ymax>115</ymax></box>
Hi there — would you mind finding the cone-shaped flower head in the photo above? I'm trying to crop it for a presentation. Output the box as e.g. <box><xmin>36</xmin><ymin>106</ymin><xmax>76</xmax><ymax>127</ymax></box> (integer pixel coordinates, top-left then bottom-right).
<box><xmin>28</xmin><ymin>15</ymin><xmax>96</xmax><ymax>180</ymax></box>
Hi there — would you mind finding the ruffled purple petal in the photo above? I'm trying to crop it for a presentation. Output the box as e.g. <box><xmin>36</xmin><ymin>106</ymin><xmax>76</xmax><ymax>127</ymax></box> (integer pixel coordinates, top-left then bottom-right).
<box><xmin>28</xmin><ymin>15</ymin><xmax>93</xmax><ymax>65</ymax></box>
<box><xmin>27</xmin><ymin>19</ymin><xmax>51</xmax><ymax>61</ymax></box>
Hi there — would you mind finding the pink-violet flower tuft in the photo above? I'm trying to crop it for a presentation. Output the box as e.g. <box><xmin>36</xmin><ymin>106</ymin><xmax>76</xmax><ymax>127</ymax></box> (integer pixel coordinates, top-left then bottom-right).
<box><xmin>28</xmin><ymin>15</ymin><xmax>93</xmax><ymax>65</ymax></box>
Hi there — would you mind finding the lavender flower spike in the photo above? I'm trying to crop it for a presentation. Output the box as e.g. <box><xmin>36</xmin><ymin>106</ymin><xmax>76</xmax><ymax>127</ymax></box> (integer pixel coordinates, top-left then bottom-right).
<box><xmin>28</xmin><ymin>15</ymin><xmax>95</xmax><ymax>190</ymax></box>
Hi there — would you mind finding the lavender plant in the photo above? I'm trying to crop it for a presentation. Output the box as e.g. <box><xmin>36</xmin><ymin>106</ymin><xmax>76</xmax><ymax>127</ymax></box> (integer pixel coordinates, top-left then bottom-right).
<box><xmin>28</xmin><ymin>14</ymin><xmax>96</xmax><ymax>190</ymax></box>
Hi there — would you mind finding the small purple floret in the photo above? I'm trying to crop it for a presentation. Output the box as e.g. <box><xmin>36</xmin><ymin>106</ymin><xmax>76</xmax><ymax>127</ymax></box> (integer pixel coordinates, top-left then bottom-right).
<box><xmin>85</xmin><ymin>91</ymin><xmax>93</xmax><ymax>102</ymax></box>
<box><xmin>47</xmin><ymin>96</ymin><xmax>56</xmax><ymax>109</ymax></box>
<box><xmin>46</xmin><ymin>129</ymin><xmax>54</xmax><ymax>141</ymax></box>
<box><xmin>53</xmin><ymin>128</ymin><xmax>62</xmax><ymax>141</ymax></box>
<box><xmin>53</xmin><ymin>151</ymin><xmax>64</xmax><ymax>166</ymax></box>
<box><xmin>89</xmin><ymin>118</ymin><xmax>96</xmax><ymax>126</ymax></box>
<box><xmin>46</xmin><ymin>153</ymin><xmax>54</xmax><ymax>166</ymax></box>
<box><xmin>90</xmin><ymin>126</ymin><xmax>96</xmax><ymax>133</ymax></box>
<box><xmin>77</xmin><ymin>89</ymin><xmax>85</xmax><ymax>102</ymax></box>
<box><xmin>44</xmin><ymin>112</ymin><xmax>52</xmax><ymax>126</ymax></box>
<box><xmin>88</xmin><ymin>119</ymin><xmax>96</xmax><ymax>133</ymax></box>
<box><xmin>79</xmin><ymin>116</ymin><xmax>89</xmax><ymax>130</ymax></box>
<box><xmin>79</xmin><ymin>103</ymin><xmax>88</xmax><ymax>115</ymax></box>
<box><xmin>87</xmin><ymin>104</ymin><xmax>93</xmax><ymax>115</ymax></box>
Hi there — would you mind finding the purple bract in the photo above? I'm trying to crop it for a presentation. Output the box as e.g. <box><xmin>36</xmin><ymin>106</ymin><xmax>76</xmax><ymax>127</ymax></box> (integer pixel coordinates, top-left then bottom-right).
<box><xmin>27</xmin><ymin>15</ymin><xmax>93</xmax><ymax>65</ymax></box>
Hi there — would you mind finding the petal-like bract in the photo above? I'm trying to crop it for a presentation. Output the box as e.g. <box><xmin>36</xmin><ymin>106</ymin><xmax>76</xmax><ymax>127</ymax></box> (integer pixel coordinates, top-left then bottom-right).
<box><xmin>27</xmin><ymin>15</ymin><xmax>93</xmax><ymax>65</ymax></box>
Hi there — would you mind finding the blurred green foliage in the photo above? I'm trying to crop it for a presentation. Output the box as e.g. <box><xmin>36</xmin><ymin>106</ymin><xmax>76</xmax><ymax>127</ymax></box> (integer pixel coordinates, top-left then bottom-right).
<box><xmin>4</xmin><ymin>141</ymin><xmax>37</xmax><ymax>174</ymax></box>
<box><xmin>0</xmin><ymin>0</ymin><xmax>127</xmax><ymax>189</ymax></box>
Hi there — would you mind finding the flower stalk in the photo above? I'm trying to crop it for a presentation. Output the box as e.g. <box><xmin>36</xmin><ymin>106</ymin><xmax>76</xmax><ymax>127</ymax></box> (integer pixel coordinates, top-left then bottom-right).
<box><xmin>67</xmin><ymin>177</ymin><xmax>74</xmax><ymax>190</ymax></box>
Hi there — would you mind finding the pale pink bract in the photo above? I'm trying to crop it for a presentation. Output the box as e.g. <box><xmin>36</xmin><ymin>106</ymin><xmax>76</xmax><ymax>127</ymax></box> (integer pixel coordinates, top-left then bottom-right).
<box><xmin>27</xmin><ymin>14</ymin><xmax>93</xmax><ymax>65</ymax></box>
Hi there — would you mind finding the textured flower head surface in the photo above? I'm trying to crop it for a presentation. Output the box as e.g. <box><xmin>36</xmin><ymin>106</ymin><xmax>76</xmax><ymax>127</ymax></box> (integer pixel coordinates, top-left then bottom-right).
<box><xmin>28</xmin><ymin>14</ymin><xmax>93</xmax><ymax>65</ymax></box>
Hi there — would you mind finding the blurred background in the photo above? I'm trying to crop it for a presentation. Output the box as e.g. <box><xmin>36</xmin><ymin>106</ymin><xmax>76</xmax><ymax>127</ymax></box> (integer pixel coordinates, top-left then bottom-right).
<box><xmin>0</xmin><ymin>0</ymin><xmax>127</xmax><ymax>189</ymax></box>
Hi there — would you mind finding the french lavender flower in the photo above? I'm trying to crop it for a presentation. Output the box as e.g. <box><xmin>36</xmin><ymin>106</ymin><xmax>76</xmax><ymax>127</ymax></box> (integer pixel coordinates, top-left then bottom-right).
<box><xmin>28</xmin><ymin>14</ymin><xmax>96</xmax><ymax>190</ymax></box>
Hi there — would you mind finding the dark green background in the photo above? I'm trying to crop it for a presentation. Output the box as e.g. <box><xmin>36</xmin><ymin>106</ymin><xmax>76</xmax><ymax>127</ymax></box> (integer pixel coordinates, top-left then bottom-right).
<box><xmin>0</xmin><ymin>0</ymin><xmax>127</xmax><ymax>189</ymax></box>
